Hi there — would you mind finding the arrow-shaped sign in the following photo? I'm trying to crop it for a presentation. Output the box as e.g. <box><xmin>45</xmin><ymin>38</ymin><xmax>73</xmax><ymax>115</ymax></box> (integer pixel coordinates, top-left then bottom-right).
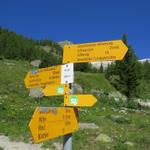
<box><xmin>43</xmin><ymin>84</ymin><xmax>70</xmax><ymax>96</ymax></box>
<box><xmin>64</xmin><ymin>94</ymin><xmax>97</xmax><ymax>107</ymax></box>
<box><xmin>63</xmin><ymin>40</ymin><xmax>128</xmax><ymax>64</ymax></box>
<box><xmin>24</xmin><ymin>63</ymin><xmax>74</xmax><ymax>89</ymax></box>
<box><xmin>29</xmin><ymin>107</ymin><xmax>78</xmax><ymax>143</ymax></box>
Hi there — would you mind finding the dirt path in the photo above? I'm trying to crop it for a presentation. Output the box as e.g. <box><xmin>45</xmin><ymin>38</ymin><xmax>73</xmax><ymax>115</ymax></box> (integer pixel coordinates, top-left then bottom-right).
<box><xmin>0</xmin><ymin>135</ymin><xmax>45</xmax><ymax>150</ymax></box>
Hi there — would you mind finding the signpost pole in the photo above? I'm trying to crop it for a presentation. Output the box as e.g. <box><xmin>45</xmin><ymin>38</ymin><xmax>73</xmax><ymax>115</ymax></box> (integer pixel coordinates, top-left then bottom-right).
<box><xmin>63</xmin><ymin>83</ymin><xmax>74</xmax><ymax>150</ymax></box>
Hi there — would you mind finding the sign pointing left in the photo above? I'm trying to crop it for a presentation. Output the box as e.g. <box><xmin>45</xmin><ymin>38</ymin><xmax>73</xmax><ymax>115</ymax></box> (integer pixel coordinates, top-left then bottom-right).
<box><xmin>29</xmin><ymin>107</ymin><xmax>78</xmax><ymax>143</ymax></box>
<box><xmin>24</xmin><ymin>63</ymin><xmax>74</xmax><ymax>89</ymax></box>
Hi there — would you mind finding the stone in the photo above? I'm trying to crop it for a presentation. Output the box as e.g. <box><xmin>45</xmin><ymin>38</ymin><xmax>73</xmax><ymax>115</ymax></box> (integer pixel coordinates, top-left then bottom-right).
<box><xmin>95</xmin><ymin>134</ymin><xmax>112</xmax><ymax>143</ymax></box>
<box><xmin>41</xmin><ymin>46</ymin><xmax>52</xmax><ymax>53</ymax></box>
<box><xmin>91</xmin><ymin>89</ymin><xmax>101</xmax><ymax>98</ymax></box>
<box><xmin>30</xmin><ymin>60</ymin><xmax>41</xmax><ymax>67</ymax></box>
<box><xmin>29</xmin><ymin>88</ymin><xmax>44</xmax><ymax>98</ymax></box>
<box><xmin>79</xmin><ymin>123</ymin><xmax>99</xmax><ymax>130</ymax></box>
<box><xmin>138</xmin><ymin>101</ymin><xmax>150</xmax><ymax>109</ymax></box>
<box><xmin>119</xmin><ymin>109</ymin><xmax>127</xmax><ymax>114</ymax></box>
<box><xmin>125</xmin><ymin>141</ymin><xmax>135</xmax><ymax>146</ymax></box>
<box><xmin>0</xmin><ymin>135</ymin><xmax>43</xmax><ymax>150</ymax></box>
<box><xmin>74</xmin><ymin>83</ymin><xmax>83</xmax><ymax>94</ymax></box>
<box><xmin>53</xmin><ymin>142</ymin><xmax>63</xmax><ymax>150</ymax></box>
<box><xmin>108</xmin><ymin>91</ymin><xmax>127</xmax><ymax>102</ymax></box>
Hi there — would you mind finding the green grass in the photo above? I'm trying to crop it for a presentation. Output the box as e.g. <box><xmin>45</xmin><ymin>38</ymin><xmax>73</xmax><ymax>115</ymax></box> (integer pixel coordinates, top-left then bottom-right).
<box><xmin>75</xmin><ymin>71</ymin><xmax>116</xmax><ymax>92</ymax></box>
<box><xmin>0</xmin><ymin>59</ymin><xmax>150</xmax><ymax>150</ymax></box>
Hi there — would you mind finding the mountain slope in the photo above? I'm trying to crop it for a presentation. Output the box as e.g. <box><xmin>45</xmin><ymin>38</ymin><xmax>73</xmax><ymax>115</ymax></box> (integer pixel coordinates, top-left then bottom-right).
<box><xmin>0</xmin><ymin>59</ymin><xmax>149</xmax><ymax>150</ymax></box>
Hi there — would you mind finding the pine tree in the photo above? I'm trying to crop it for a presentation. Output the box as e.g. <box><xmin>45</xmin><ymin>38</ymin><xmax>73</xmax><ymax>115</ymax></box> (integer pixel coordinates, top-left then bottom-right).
<box><xmin>105</xmin><ymin>34</ymin><xmax>138</xmax><ymax>99</ymax></box>
<box><xmin>99</xmin><ymin>63</ymin><xmax>104</xmax><ymax>73</ymax></box>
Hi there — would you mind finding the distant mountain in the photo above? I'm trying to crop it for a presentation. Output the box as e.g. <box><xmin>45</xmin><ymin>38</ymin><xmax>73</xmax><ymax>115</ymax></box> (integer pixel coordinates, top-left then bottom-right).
<box><xmin>91</xmin><ymin>61</ymin><xmax>114</xmax><ymax>69</ymax></box>
<box><xmin>58</xmin><ymin>40</ymin><xmax>73</xmax><ymax>48</ymax></box>
<box><xmin>138</xmin><ymin>58</ymin><xmax>150</xmax><ymax>63</ymax></box>
<box><xmin>91</xmin><ymin>58</ymin><xmax>150</xmax><ymax>69</ymax></box>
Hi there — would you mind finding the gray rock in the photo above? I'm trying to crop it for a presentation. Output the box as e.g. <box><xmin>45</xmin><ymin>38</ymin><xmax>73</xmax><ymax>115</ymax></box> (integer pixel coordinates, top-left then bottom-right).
<box><xmin>74</xmin><ymin>83</ymin><xmax>83</xmax><ymax>94</ymax></box>
<box><xmin>91</xmin><ymin>89</ymin><xmax>101</xmax><ymax>98</ymax></box>
<box><xmin>29</xmin><ymin>88</ymin><xmax>44</xmax><ymax>98</ymax></box>
<box><xmin>125</xmin><ymin>141</ymin><xmax>135</xmax><ymax>146</ymax></box>
<box><xmin>119</xmin><ymin>109</ymin><xmax>127</xmax><ymax>114</ymax></box>
<box><xmin>0</xmin><ymin>135</ymin><xmax>43</xmax><ymax>150</ymax></box>
<box><xmin>95</xmin><ymin>134</ymin><xmax>112</xmax><ymax>143</ymax></box>
<box><xmin>53</xmin><ymin>142</ymin><xmax>63</xmax><ymax>150</ymax></box>
<box><xmin>58</xmin><ymin>40</ymin><xmax>73</xmax><ymax>48</ymax></box>
<box><xmin>30</xmin><ymin>60</ymin><xmax>41</xmax><ymax>67</ymax></box>
<box><xmin>41</xmin><ymin>46</ymin><xmax>52</xmax><ymax>53</ymax></box>
<box><xmin>138</xmin><ymin>101</ymin><xmax>150</xmax><ymax>109</ymax></box>
<box><xmin>108</xmin><ymin>91</ymin><xmax>127</xmax><ymax>101</ymax></box>
<box><xmin>79</xmin><ymin>123</ymin><xmax>99</xmax><ymax>130</ymax></box>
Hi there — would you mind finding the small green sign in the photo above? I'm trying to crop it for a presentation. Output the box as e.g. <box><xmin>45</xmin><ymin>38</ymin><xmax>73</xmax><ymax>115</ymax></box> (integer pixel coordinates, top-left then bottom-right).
<box><xmin>57</xmin><ymin>86</ymin><xmax>64</xmax><ymax>94</ymax></box>
<box><xmin>70</xmin><ymin>96</ymin><xmax>78</xmax><ymax>105</ymax></box>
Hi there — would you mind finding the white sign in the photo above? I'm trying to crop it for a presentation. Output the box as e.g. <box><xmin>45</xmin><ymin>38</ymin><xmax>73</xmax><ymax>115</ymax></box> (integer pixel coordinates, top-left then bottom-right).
<box><xmin>61</xmin><ymin>63</ymin><xmax>74</xmax><ymax>84</ymax></box>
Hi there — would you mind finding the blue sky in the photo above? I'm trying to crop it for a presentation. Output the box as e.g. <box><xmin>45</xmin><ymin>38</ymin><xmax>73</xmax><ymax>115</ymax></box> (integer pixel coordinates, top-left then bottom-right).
<box><xmin>0</xmin><ymin>0</ymin><xmax>150</xmax><ymax>59</ymax></box>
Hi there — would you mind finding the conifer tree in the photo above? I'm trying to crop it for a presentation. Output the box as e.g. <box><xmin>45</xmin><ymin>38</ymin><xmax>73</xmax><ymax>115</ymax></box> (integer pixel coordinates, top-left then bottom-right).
<box><xmin>99</xmin><ymin>63</ymin><xmax>104</xmax><ymax>73</ymax></box>
<box><xmin>105</xmin><ymin>34</ymin><xmax>138</xmax><ymax>99</ymax></box>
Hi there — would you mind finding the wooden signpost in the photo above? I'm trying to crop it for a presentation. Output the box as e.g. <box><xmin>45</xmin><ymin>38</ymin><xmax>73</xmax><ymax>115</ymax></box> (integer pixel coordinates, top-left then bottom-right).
<box><xmin>64</xmin><ymin>94</ymin><xmax>97</xmax><ymax>107</ymax></box>
<box><xmin>63</xmin><ymin>40</ymin><xmax>128</xmax><ymax>64</ymax></box>
<box><xmin>29</xmin><ymin>107</ymin><xmax>78</xmax><ymax>143</ymax></box>
<box><xmin>24</xmin><ymin>63</ymin><xmax>74</xmax><ymax>89</ymax></box>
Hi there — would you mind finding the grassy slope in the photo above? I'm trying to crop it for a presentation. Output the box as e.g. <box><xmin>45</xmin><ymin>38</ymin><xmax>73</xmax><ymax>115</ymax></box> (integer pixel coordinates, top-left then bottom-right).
<box><xmin>75</xmin><ymin>71</ymin><xmax>115</xmax><ymax>92</ymax></box>
<box><xmin>0</xmin><ymin>59</ymin><xmax>150</xmax><ymax>150</ymax></box>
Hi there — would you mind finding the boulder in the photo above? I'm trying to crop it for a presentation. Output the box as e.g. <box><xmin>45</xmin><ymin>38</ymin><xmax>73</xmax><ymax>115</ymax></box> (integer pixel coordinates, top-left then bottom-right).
<box><xmin>108</xmin><ymin>91</ymin><xmax>127</xmax><ymax>102</ymax></box>
<box><xmin>74</xmin><ymin>83</ymin><xmax>83</xmax><ymax>94</ymax></box>
<box><xmin>29</xmin><ymin>88</ymin><xmax>44</xmax><ymax>98</ymax></box>
<box><xmin>95</xmin><ymin>134</ymin><xmax>112</xmax><ymax>143</ymax></box>
<box><xmin>79</xmin><ymin>123</ymin><xmax>99</xmax><ymax>130</ymax></box>
<box><xmin>30</xmin><ymin>60</ymin><xmax>41</xmax><ymax>67</ymax></box>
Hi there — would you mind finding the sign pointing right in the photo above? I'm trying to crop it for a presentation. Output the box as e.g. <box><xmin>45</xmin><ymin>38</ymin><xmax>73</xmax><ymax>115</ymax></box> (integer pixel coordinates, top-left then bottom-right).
<box><xmin>64</xmin><ymin>94</ymin><xmax>97</xmax><ymax>107</ymax></box>
<box><xmin>63</xmin><ymin>40</ymin><xmax>128</xmax><ymax>64</ymax></box>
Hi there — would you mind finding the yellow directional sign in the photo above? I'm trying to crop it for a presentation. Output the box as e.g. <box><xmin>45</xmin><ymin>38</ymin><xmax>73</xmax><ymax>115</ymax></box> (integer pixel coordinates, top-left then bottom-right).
<box><xmin>24</xmin><ymin>63</ymin><xmax>74</xmax><ymax>89</ymax></box>
<box><xmin>43</xmin><ymin>84</ymin><xmax>70</xmax><ymax>96</ymax></box>
<box><xmin>29</xmin><ymin>107</ymin><xmax>78</xmax><ymax>143</ymax></box>
<box><xmin>64</xmin><ymin>94</ymin><xmax>97</xmax><ymax>107</ymax></box>
<box><xmin>63</xmin><ymin>40</ymin><xmax>128</xmax><ymax>63</ymax></box>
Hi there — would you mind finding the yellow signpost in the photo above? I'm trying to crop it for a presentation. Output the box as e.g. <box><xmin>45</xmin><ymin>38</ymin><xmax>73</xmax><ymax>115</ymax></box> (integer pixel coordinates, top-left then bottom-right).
<box><xmin>25</xmin><ymin>39</ymin><xmax>128</xmax><ymax>147</ymax></box>
<box><xmin>24</xmin><ymin>63</ymin><xmax>73</xmax><ymax>89</ymax></box>
<box><xmin>63</xmin><ymin>40</ymin><xmax>128</xmax><ymax>63</ymax></box>
<box><xmin>43</xmin><ymin>84</ymin><xmax>70</xmax><ymax>96</ymax></box>
<box><xmin>64</xmin><ymin>94</ymin><xmax>97</xmax><ymax>107</ymax></box>
<box><xmin>29</xmin><ymin>107</ymin><xmax>78</xmax><ymax>143</ymax></box>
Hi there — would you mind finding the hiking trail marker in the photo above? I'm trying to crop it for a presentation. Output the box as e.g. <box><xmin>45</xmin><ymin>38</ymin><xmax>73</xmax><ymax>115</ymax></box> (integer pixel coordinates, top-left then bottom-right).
<box><xmin>63</xmin><ymin>40</ymin><xmax>128</xmax><ymax>64</ymax></box>
<box><xmin>29</xmin><ymin>107</ymin><xmax>78</xmax><ymax>143</ymax></box>
<box><xmin>64</xmin><ymin>94</ymin><xmax>97</xmax><ymax>107</ymax></box>
<box><xmin>43</xmin><ymin>84</ymin><xmax>70</xmax><ymax>96</ymax></box>
<box><xmin>25</xmin><ymin>39</ymin><xmax>128</xmax><ymax>149</ymax></box>
<box><xmin>24</xmin><ymin>63</ymin><xmax>73</xmax><ymax>89</ymax></box>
